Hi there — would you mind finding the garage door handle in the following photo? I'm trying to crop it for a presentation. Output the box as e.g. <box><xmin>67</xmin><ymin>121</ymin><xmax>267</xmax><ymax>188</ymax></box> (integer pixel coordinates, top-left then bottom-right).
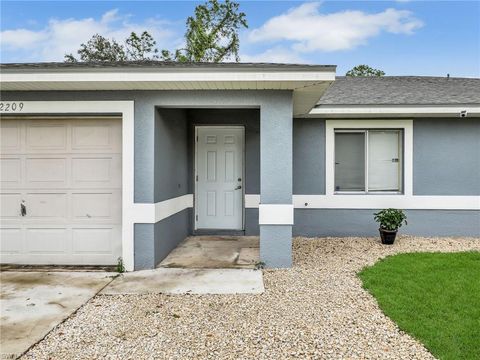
<box><xmin>20</xmin><ymin>202</ymin><xmax>27</xmax><ymax>217</ymax></box>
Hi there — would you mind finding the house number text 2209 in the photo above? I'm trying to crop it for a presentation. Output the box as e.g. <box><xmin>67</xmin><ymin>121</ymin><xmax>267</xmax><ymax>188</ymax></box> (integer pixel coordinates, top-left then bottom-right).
<box><xmin>0</xmin><ymin>102</ymin><xmax>24</xmax><ymax>112</ymax></box>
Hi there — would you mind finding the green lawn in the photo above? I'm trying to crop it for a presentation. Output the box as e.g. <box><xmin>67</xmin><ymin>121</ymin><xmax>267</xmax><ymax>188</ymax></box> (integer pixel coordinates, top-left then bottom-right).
<box><xmin>358</xmin><ymin>252</ymin><xmax>480</xmax><ymax>360</ymax></box>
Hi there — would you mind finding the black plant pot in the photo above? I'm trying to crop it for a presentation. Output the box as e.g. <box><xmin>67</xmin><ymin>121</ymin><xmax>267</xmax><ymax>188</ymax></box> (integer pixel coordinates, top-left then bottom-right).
<box><xmin>379</xmin><ymin>228</ymin><xmax>397</xmax><ymax>245</ymax></box>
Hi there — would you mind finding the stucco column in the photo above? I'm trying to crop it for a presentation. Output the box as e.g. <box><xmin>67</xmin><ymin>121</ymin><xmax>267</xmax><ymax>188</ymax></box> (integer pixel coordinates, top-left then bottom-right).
<box><xmin>259</xmin><ymin>92</ymin><xmax>294</xmax><ymax>268</ymax></box>
<box><xmin>133</xmin><ymin>99</ymin><xmax>156</xmax><ymax>270</ymax></box>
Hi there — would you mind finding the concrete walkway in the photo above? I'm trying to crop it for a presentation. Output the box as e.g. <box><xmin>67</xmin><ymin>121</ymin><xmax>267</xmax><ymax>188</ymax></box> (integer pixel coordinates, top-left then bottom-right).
<box><xmin>102</xmin><ymin>268</ymin><xmax>264</xmax><ymax>295</ymax></box>
<box><xmin>0</xmin><ymin>271</ymin><xmax>116</xmax><ymax>359</ymax></box>
<box><xmin>159</xmin><ymin>236</ymin><xmax>260</xmax><ymax>269</ymax></box>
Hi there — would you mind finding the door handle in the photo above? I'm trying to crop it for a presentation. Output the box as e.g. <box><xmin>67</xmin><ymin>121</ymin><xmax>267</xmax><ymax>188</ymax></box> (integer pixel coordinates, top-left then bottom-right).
<box><xmin>235</xmin><ymin>185</ymin><xmax>242</xmax><ymax>190</ymax></box>
<box><xmin>20</xmin><ymin>201</ymin><xmax>27</xmax><ymax>217</ymax></box>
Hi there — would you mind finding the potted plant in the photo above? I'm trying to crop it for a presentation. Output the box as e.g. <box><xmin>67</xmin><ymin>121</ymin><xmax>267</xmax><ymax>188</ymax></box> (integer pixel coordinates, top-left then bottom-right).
<box><xmin>373</xmin><ymin>208</ymin><xmax>407</xmax><ymax>245</ymax></box>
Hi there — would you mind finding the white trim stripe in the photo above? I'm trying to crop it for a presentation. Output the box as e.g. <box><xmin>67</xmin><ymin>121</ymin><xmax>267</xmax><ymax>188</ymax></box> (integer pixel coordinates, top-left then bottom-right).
<box><xmin>134</xmin><ymin>193</ymin><xmax>480</xmax><ymax>224</ymax></box>
<box><xmin>245</xmin><ymin>194</ymin><xmax>261</xmax><ymax>208</ymax></box>
<box><xmin>156</xmin><ymin>194</ymin><xmax>193</xmax><ymax>222</ymax></box>
<box><xmin>259</xmin><ymin>204</ymin><xmax>294</xmax><ymax>225</ymax></box>
<box><xmin>132</xmin><ymin>195</ymin><xmax>193</xmax><ymax>223</ymax></box>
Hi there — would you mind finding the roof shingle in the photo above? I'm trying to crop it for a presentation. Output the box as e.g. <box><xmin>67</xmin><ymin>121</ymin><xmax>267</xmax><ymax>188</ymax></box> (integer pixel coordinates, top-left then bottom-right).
<box><xmin>317</xmin><ymin>76</ymin><xmax>480</xmax><ymax>106</ymax></box>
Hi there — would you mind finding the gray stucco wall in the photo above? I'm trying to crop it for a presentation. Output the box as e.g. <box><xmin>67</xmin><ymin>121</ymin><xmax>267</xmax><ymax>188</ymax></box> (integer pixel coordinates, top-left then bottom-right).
<box><xmin>134</xmin><ymin>224</ymin><xmax>154</xmax><ymax>270</ymax></box>
<box><xmin>292</xmin><ymin>117</ymin><xmax>480</xmax><ymax>196</ymax></box>
<box><xmin>155</xmin><ymin>108</ymin><xmax>189</xmax><ymax>202</ymax></box>
<box><xmin>154</xmin><ymin>209</ymin><xmax>190</xmax><ymax>265</ymax></box>
<box><xmin>413</xmin><ymin>118</ymin><xmax>480</xmax><ymax>195</ymax></box>
<box><xmin>1</xmin><ymin>90</ymin><xmax>290</xmax><ymax>203</ymax></box>
<box><xmin>293</xmin><ymin>118</ymin><xmax>326</xmax><ymax>194</ymax></box>
<box><xmin>290</xmin><ymin>117</ymin><xmax>480</xmax><ymax>237</ymax></box>
<box><xmin>151</xmin><ymin>108</ymin><xmax>190</xmax><ymax>267</ymax></box>
<box><xmin>294</xmin><ymin>209</ymin><xmax>480</xmax><ymax>237</ymax></box>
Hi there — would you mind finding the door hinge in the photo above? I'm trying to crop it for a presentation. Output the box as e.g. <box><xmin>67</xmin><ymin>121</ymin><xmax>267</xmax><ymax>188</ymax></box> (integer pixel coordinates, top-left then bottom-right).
<box><xmin>196</xmin><ymin>175</ymin><xmax>198</xmax><ymax>181</ymax></box>
<box><xmin>196</xmin><ymin>136</ymin><xmax>198</xmax><ymax>142</ymax></box>
<box><xmin>196</xmin><ymin>215</ymin><xmax>198</xmax><ymax>221</ymax></box>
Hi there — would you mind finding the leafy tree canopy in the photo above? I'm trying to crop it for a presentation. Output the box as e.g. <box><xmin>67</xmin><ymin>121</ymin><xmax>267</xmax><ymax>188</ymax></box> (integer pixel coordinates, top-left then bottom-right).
<box><xmin>65</xmin><ymin>32</ymin><xmax>158</xmax><ymax>62</ymax></box>
<box><xmin>65</xmin><ymin>0</ymin><xmax>247</xmax><ymax>63</ymax></box>
<box><xmin>346</xmin><ymin>64</ymin><xmax>386</xmax><ymax>77</ymax></box>
<box><xmin>161</xmin><ymin>0</ymin><xmax>247</xmax><ymax>62</ymax></box>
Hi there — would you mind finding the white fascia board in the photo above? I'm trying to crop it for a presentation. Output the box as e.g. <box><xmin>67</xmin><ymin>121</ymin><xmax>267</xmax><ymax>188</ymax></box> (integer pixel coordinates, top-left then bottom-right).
<box><xmin>1</xmin><ymin>70</ymin><xmax>335</xmax><ymax>87</ymax></box>
<box><xmin>308</xmin><ymin>105</ymin><xmax>480</xmax><ymax>117</ymax></box>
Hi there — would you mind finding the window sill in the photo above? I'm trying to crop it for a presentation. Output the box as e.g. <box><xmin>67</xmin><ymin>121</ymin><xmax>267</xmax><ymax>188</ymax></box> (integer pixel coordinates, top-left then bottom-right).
<box><xmin>334</xmin><ymin>191</ymin><xmax>403</xmax><ymax>195</ymax></box>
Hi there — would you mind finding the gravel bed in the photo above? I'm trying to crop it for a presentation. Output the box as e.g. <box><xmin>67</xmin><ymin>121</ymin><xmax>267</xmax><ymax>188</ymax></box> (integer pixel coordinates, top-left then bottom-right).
<box><xmin>23</xmin><ymin>236</ymin><xmax>480</xmax><ymax>359</ymax></box>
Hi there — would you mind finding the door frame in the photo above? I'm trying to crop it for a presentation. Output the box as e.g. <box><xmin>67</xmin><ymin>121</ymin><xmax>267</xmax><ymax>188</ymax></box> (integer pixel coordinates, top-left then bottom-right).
<box><xmin>194</xmin><ymin>125</ymin><xmax>245</xmax><ymax>231</ymax></box>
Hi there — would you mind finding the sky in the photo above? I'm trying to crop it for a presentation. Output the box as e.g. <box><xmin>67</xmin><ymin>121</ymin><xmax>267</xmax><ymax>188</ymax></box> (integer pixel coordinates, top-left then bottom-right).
<box><xmin>1</xmin><ymin>1</ymin><xmax>479</xmax><ymax>77</ymax></box>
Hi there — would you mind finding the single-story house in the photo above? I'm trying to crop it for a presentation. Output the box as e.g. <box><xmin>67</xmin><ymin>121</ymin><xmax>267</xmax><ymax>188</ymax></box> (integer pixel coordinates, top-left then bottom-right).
<box><xmin>0</xmin><ymin>62</ymin><xmax>479</xmax><ymax>271</ymax></box>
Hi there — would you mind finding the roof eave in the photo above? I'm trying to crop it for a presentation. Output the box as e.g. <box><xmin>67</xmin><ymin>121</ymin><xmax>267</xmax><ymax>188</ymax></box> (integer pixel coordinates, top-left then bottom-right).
<box><xmin>304</xmin><ymin>104</ymin><xmax>480</xmax><ymax>118</ymax></box>
<box><xmin>0</xmin><ymin>67</ymin><xmax>337</xmax><ymax>117</ymax></box>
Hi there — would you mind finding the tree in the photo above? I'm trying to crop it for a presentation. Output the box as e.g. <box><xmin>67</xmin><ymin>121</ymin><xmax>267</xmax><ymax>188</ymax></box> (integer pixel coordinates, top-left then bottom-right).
<box><xmin>65</xmin><ymin>0</ymin><xmax>247</xmax><ymax>63</ymax></box>
<box><xmin>346</xmin><ymin>65</ymin><xmax>385</xmax><ymax>77</ymax></box>
<box><xmin>125</xmin><ymin>31</ymin><xmax>159</xmax><ymax>61</ymax></box>
<box><xmin>65</xmin><ymin>31</ymin><xmax>159</xmax><ymax>62</ymax></box>
<box><xmin>161</xmin><ymin>0</ymin><xmax>248</xmax><ymax>62</ymax></box>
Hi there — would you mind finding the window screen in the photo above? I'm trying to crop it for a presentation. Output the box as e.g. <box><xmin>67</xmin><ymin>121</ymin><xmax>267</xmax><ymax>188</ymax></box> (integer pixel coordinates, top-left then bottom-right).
<box><xmin>335</xmin><ymin>132</ymin><xmax>365</xmax><ymax>191</ymax></box>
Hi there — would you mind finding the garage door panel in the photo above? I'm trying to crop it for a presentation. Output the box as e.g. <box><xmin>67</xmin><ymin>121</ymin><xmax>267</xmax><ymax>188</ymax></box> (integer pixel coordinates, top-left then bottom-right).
<box><xmin>0</xmin><ymin>228</ymin><xmax>22</xmax><ymax>253</ymax></box>
<box><xmin>0</xmin><ymin>158</ymin><xmax>22</xmax><ymax>186</ymax></box>
<box><xmin>72</xmin><ymin>228</ymin><xmax>112</xmax><ymax>254</ymax></box>
<box><xmin>26</xmin><ymin>158</ymin><xmax>67</xmax><ymax>186</ymax></box>
<box><xmin>72</xmin><ymin>157</ymin><xmax>119</xmax><ymax>187</ymax></box>
<box><xmin>26</xmin><ymin>228</ymin><xmax>68</xmax><ymax>253</ymax></box>
<box><xmin>26</xmin><ymin>123</ymin><xmax>67</xmax><ymax>151</ymax></box>
<box><xmin>72</xmin><ymin>193</ymin><xmax>114</xmax><ymax>220</ymax></box>
<box><xmin>72</xmin><ymin>125</ymin><xmax>110</xmax><ymax>149</ymax></box>
<box><xmin>26</xmin><ymin>193</ymin><xmax>67</xmax><ymax>219</ymax></box>
<box><xmin>0</xmin><ymin>193</ymin><xmax>22</xmax><ymax>218</ymax></box>
<box><xmin>0</xmin><ymin>123</ymin><xmax>22</xmax><ymax>153</ymax></box>
<box><xmin>71</xmin><ymin>121</ymin><xmax>121</xmax><ymax>153</ymax></box>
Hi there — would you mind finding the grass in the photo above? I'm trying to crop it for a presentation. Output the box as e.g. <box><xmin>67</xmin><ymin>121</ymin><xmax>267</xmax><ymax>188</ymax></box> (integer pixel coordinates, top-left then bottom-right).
<box><xmin>358</xmin><ymin>252</ymin><xmax>480</xmax><ymax>360</ymax></box>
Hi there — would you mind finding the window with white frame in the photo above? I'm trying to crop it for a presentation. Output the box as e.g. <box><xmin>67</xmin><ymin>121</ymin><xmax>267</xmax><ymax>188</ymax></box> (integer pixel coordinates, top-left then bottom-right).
<box><xmin>334</xmin><ymin>129</ymin><xmax>403</xmax><ymax>193</ymax></box>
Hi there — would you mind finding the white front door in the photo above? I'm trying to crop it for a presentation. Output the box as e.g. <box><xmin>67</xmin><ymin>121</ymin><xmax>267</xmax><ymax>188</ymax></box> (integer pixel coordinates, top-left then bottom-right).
<box><xmin>0</xmin><ymin>117</ymin><xmax>122</xmax><ymax>265</ymax></box>
<box><xmin>195</xmin><ymin>126</ymin><xmax>244</xmax><ymax>230</ymax></box>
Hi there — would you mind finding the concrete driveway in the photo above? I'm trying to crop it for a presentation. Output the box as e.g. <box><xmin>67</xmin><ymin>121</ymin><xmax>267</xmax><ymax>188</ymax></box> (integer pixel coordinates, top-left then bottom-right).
<box><xmin>0</xmin><ymin>271</ymin><xmax>116</xmax><ymax>359</ymax></box>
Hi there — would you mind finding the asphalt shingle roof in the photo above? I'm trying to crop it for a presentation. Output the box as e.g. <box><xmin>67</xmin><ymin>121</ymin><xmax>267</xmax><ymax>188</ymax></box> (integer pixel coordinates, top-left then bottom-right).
<box><xmin>317</xmin><ymin>76</ymin><xmax>480</xmax><ymax>106</ymax></box>
<box><xmin>0</xmin><ymin>61</ymin><xmax>335</xmax><ymax>71</ymax></box>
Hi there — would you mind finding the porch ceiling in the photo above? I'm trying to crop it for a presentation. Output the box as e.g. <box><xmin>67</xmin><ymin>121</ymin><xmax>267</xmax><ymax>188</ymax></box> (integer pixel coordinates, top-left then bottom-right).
<box><xmin>0</xmin><ymin>62</ymin><xmax>336</xmax><ymax>116</ymax></box>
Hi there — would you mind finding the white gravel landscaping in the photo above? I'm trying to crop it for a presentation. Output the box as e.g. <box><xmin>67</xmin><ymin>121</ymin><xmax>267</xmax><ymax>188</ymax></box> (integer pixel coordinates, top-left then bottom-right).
<box><xmin>23</xmin><ymin>236</ymin><xmax>479</xmax><ymax>359</ymax></box>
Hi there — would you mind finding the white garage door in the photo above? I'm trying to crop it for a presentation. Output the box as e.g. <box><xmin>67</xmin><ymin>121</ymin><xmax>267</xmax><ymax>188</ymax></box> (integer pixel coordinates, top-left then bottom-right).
<box><xmin>0</xmin><ymin>117</ymin><xmax>122</xmax><ymax>265</ymax></box>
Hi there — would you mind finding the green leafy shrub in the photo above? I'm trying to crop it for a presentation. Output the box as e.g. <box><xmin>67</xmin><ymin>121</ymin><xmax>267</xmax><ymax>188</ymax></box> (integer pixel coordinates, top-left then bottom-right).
<box><xmin>374</xmin><ymin>208</ymin><xmax>407</xmax><ymax>231</ymax></box>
